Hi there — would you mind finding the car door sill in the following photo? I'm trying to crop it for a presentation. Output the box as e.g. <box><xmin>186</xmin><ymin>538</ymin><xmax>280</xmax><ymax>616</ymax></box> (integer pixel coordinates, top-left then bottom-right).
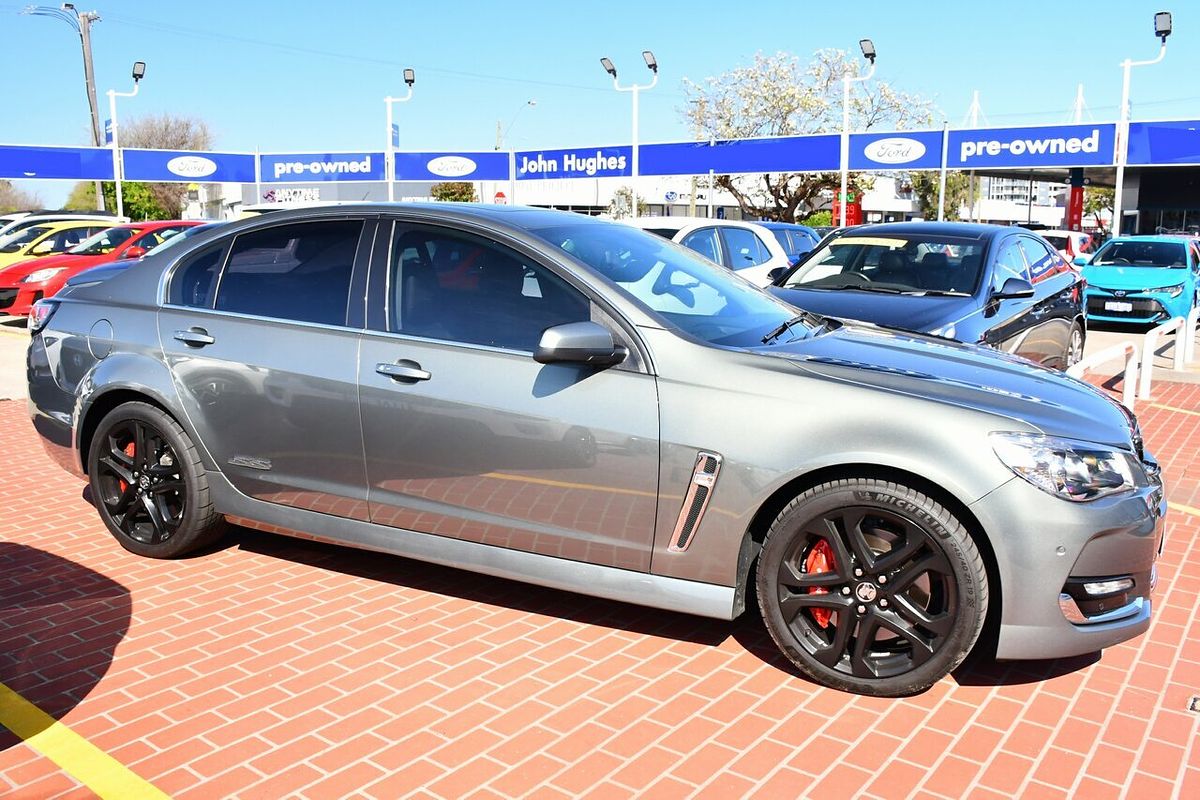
<box><xmin>207</xmin><ymin>471</ymin><xmax>738</xmax><ymax>621</ymax></box>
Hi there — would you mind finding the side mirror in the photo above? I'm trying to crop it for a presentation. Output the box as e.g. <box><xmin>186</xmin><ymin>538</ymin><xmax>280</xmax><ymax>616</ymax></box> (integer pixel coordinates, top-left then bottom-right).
<box><xmin>993</xmin><ymin>277</ymin><xmax>1035</xmax><ymax>300</ymax></box>
<box><xmin>121</xmin><ymin>246</ymin><xmax>147</xmax><ymax>259</ymax></box>
<box><xmin>767</xmin><ymin>266</ymin><xmax>789</xmax><ymax>284</ymax></box>
<box><xmin>1072</xmin><ymin>256</ymin><xmax>1089</xmax><ymax>267</ymax></box>
<box><xmin>534</xmin><ymin>321</ymin><xmax>627</xmax><ymax>367</ymax></box>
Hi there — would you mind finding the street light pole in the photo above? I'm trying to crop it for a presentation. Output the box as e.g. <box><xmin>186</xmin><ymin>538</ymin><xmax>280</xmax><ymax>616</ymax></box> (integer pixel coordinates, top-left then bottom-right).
<box><xmin>496</xmin><ymin>100</ymin><xmax>536</xmax><ymax>150</ymax></box>
<box><xmin>385</xmin><ymin>69</ymin><xmax>415</xmax><ymax>203</ymax></box>
<box><xmin>840</xmin><ymin>39</ymin><xmax>876</xmax><ymax>228</ymax></box>
<box><xmin>601</xmin><ymin>51</ymin><xmax>658</xmax><ymax>219</ymax></box>
<box><xmin>1113</xmin><ymin>11</ymin><xmax>1171</xmax><ymax>236</ymax></box>
<box><xmin>23</xmin><ymin>4</ymin><xmax>105</xmax><ymax>210</ymax></box>
<box><xmin>107</xmin><ymin>60</ymin><xmax>145</xmax><ymax>219</ymax></box>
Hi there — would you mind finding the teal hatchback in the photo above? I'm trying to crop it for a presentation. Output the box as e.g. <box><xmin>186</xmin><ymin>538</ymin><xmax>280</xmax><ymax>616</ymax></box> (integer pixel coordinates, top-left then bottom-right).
<box><xmin>1079</xmin><ymin>235</ymin><xmax>1200</xmax><ymax>324</ymax></box>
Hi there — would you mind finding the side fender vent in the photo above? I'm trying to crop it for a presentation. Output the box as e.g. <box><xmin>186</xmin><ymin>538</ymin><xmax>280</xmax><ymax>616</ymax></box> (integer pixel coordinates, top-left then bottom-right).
<box><xmin>669</xmin><ymin>451</ymin><xmax>723</xmax><ymax>552</ymax></box>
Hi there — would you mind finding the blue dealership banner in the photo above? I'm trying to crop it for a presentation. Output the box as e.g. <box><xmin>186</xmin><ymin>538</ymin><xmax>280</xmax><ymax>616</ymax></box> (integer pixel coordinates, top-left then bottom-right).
<box><xmin>260</xmin><ymin>151</ymin><xmax>386</xmax><ymax>182</ymax></box>
<box><xmin>393</xmin><ymin>151</ymin><xmax>510</xmax><ymax>181</ymax></box>
<box><xmin>641</xmin><ymin>134</ymin><xmax>840</xmax><ymax>176</ymax></box>
<box><xmin>850</xmin><ymin>130</ymin><xmax>945</xmax><ymax>170</ymax></box>
<box><xmin>515</xmin><ymin>146</ymin><xmax>632</xmax><ymax>180</ymax></box>
<box><xmin>948</xmin><ymin>123</ymin><xmax>1116</xmax><ymax>168</ymax></box>
<box><xmin>0</xmin><ymin>145</ymin><xmax>115</xmax><ymax>180</ymax></box>
<box><xmin>122</xmin><ymin>149</ymin><xmax>256</xmax><ymax>183</ymax></box>
<box><xmin>1127</xmin><ymin>120</ymin><xmax>1200</xmax><ymax>165</ymax></box>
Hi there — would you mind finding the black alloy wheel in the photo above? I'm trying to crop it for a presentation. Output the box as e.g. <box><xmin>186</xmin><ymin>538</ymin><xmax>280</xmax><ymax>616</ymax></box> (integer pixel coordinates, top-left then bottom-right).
<box><xmin>757</xmin><ymin>478</ymin><xmax>988</xmax><ymax>696</ymax></box>
<box><xmin>89</xmin><ymin>402</ymin><xmax>226</xmax><ymax>558</ymax></box>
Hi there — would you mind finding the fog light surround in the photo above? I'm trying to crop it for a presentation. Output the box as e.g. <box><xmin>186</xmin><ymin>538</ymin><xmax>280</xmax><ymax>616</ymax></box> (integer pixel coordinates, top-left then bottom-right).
<box><xmin>1083</xmin><ymin>577</ymin><xmax>1134</xmax><ymax>596</ymax></box>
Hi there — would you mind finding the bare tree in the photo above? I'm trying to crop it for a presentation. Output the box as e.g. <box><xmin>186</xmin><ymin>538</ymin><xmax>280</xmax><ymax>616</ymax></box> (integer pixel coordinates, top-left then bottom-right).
<box><xmin>0</xmin><ymin>180</ymin><xmax>42</xmax><ymax>213</ymax></box>
<box><xmin>682</xmin><ymin>50</ymin><xmax>935</xmax><ymax>220</ymax></box>
<box><xmin>120</xmin><ymin>114</ymin><xmax>214</xmax><ymax>217</ymax></box>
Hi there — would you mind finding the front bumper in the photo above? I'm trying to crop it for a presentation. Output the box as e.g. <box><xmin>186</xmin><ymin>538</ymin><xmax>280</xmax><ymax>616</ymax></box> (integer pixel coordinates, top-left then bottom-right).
<box><xmin>0</xmin><ymin>282</ymin><xmax>42</xmax><ymax>316</ymax></box>
<box><xmin>970</xmin><ymin>453</ymin><xmax>1166</xmax><ymax>660</ymax></box>
<box><xmin>1084</xmin><ymin>288</ymin><xmax>1183</xmax><ymax>324</ymax></box>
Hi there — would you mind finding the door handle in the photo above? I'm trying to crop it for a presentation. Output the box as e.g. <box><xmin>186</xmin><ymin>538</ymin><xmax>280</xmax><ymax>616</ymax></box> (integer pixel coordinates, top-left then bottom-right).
<box><xmin>174</xmin><ymin>328</ymin><xmax>215</xmax><ymax>347</ymax></box>
<box><xmin>375</xmin><ymin>361</ymin><xmax>431</xmax><ymax>382</ymax></box>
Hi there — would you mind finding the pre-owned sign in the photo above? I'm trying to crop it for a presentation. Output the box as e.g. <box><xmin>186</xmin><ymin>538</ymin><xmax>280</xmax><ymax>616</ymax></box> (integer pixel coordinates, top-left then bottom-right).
<box><xmin>260</xmin><ymin>152</ymin><xmax>386</xmax><ymax>182</ymax></box>
<box><xmin>947</xmin><ymin>124</ymin><xmax>1116</xmax><ymax>168</ymax></box>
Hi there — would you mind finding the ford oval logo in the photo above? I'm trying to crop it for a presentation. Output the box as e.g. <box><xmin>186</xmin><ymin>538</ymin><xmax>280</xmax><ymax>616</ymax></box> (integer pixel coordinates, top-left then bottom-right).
<box><xmin>166</xmin><ymin>155</ymin><xmax>218</xmax><ymax>178</ymax></box>
<box><xmin>863</xmin><ymin>137</ymin><xmax>926</xmax><ymax>165</ymax></box>
<box><xmin>427</xmin><ymin>156</ymin><xmax>477</xmax><ymax>178</ymax></box>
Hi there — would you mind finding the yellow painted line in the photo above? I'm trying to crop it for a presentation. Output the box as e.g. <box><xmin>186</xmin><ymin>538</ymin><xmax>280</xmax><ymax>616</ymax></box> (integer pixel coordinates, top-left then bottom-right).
<box><xmin>1169</xmin><ymin>502</ymin><xmax>1200</xmax><ymax>518</ymax></box>
<box><xmin>0</xmin><ymin>681</ymin><xmax>169</xmax><ymax>800</ymax></box>
<box><xmin>481</xmin><ymin>470</ymin><xmax>660</xmax><ymax>499</ymax></box>
<box><xmin>1149</xmin><ymin>403</ymin><xmax>1200</xmax><ymax>418</ymax></box>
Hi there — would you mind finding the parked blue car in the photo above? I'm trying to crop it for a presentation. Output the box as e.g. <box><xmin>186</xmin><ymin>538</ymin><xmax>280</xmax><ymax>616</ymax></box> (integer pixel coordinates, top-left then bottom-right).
<box><xmin>1079</xmin><ymin>235</ymin><xmax>1200</xmax><ymax>324</ymax></box>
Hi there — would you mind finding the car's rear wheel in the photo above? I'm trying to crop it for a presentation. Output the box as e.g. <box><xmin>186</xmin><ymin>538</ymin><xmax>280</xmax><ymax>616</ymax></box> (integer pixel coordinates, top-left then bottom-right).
<box><xmin>88</xmin><ymin>401</ymin><xmax>225</xmax><ymax>558</ymax></box>
<box><xmin>756</xmin><ymin>478</ymin><xmax>988</xmax><ymax>696</ymax></box>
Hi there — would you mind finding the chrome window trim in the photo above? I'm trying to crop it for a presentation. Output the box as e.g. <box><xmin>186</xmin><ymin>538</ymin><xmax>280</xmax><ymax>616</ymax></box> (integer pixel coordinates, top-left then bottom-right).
<box><xmin>159</xmin><ymin>303</ymin><xmax>363</xmax><ymax>336</ymax></box>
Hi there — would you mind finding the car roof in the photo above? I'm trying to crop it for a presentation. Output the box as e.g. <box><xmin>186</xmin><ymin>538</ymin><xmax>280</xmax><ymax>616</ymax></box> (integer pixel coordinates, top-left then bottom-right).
<box><xmin>839</xmin><ymin>221</ymin><xmax>1016</xmax><ymax>240</ymax></box>
<box><xmin>1105</xmin><ymin>234</ymin><xmax>1193</xmax><ymax>244</ymax></box>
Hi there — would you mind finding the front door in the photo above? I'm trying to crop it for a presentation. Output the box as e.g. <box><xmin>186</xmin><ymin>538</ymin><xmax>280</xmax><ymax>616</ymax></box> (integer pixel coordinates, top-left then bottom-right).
<box><xmin>158</xmin><ymin>218</ymin><xmax>374</xmax><ymax>520</ymax></box>
<box><xmin>358</xmin><ymin>220</ymin><xmax>660</xmax><ymax>570</ymax></box>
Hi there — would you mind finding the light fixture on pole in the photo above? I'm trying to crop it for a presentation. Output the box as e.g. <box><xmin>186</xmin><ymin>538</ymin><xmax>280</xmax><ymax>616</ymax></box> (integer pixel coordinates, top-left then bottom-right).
<box><xmin>839</xmin><ymin>39</ymin><xmax>876</xmax><ymax>227</ymax></box>
<box><xmin>23</xmin><ymin>3</ymin><xmax>105</xmax><ymax>210</ymax></box>
<box><xmin>1112</xmin><ymin>11</ymin><xmax>1171</xmax><ymax>236</ymax></box>
<box><xmin>600</xmin><ymin>50</ymin><xmax>658</xmax><ymax>219</ymax></box>
<box><xmin>385</xmin><ymin>68</ymin><xmax>415</xmax><ymax>202</ymax></box>
<box><xmin>496</xmin><ymin>99</ymin><xmax>536</xmax><ymax>150</ymax></box>
<box><xmin>107</xmin><ymin>60</ymin><xmax>145</xmax><ymax>218</ymax></box>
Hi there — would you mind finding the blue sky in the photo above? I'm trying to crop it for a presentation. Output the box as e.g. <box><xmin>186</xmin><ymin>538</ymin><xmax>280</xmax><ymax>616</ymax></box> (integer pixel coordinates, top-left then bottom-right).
<box><xmin>2</xmin><ymin>0</ymin><xmax>1198</xmax><ymax>205</ymax></box>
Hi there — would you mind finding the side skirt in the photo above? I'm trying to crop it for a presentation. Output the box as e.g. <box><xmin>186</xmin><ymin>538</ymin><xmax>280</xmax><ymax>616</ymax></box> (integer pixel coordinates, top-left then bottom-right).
<box><xmin>208</xmin><ymin>473</ymin><xmax>738</xmax><ymax>621</ymax></box>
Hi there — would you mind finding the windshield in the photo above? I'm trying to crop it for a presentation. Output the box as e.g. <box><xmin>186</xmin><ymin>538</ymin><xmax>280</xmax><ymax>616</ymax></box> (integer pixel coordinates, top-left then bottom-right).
<box><xmin>70</xmin><ymin>227</ymin><xmax>140</xmax><ymax>255</ymax></box>
<box><xmin>1091</xmin><ymin>240</ymin><xmax>1187</xmax><ymax>268</ymax></box>
<box><xmin>781</xmin><ymin>233</ymin><xmax>986</xmax><ymax>295</ymax></box>
<box><xmin>0</xmin><ymin>225</ymin><xmax>52</xmax><ymax>253</ymax></box>
<box><xmin>531</xmin><ymin>222</ymin><xmax>812</xmax><ymax>347</ymax></box>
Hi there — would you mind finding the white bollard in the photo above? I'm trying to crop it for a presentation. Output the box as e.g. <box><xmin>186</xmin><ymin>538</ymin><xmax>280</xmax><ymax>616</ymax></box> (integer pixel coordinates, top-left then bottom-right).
<box><xmin>1186</xmin><ymin>305</ymin><xmax>1199</xmax><ymax>364</ymax></box>
<box><xmin>1068</xmin><ymin>342</ymin><xmax>1139</xmax><ymax>409</ymax></box>
<box><xmin>1139</xmin><ymin>316</ymin><xmax>1185</xmax><ymax>399</ymax></box>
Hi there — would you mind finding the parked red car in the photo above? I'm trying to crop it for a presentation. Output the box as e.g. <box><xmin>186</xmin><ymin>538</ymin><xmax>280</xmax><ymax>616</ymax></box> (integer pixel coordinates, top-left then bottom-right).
<box><xmin>0</xmin><ymin>221</ymin><xmax>201</xmax><ymax>316</ymax></box>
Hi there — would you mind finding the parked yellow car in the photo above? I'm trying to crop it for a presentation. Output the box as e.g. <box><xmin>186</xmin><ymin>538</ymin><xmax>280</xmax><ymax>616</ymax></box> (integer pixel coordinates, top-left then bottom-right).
<box><xmin>0</xmin><ymin>220</ymin><xmax>111</xmax><ymax>271</ymax></box>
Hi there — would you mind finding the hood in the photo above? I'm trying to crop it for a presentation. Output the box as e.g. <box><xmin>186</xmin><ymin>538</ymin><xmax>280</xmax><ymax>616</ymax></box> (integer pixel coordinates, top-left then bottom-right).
<box><xmin>768</xmin><ymin>286</ymin><xmax>976</xmax><ymax>333</ymax></box>
<box><xmin>0</xmin><ymin>252</ymin><xmax>105</xmax><ymax>282</ymax></box>
<box><xmin>1082</xmin><ymin>264</ymin><xmax>1188</xmax><ymax>290</ymax></box>
<box><xmin>755</xmin><ymin>322</ymin><xmax>1134</xmax><ymax>449</ymax></box>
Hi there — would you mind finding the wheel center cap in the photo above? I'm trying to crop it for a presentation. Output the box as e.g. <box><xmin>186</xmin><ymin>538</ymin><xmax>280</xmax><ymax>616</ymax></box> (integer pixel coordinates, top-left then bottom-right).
<box><xmin>855</xmin><ymin>582</ymin><xmax>878</xmax><ymax>603</ymax></box>
<box><xmin>139</xmin><ymin>475</ymin><xmax>150</xmax><ymax>489</ymax></box>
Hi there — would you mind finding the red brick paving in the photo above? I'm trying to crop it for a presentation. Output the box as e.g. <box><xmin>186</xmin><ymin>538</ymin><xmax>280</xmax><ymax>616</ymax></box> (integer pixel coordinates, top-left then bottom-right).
<box><xmin>0</xmin><ymin>379</ymin><xmax>1198</xmax><ymax>799</ymax></box>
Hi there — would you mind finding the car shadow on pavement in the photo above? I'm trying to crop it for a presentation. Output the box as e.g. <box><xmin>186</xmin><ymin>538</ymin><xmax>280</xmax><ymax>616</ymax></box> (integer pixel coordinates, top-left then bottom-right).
<box><xmin>0</xmin><ymin>542</ymin><xmax>132</xmax><ymax>752</ymax></box>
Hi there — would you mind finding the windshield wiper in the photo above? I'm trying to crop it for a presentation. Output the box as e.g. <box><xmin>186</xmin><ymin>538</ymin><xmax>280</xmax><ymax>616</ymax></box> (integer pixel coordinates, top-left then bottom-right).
<box><xmin>761</xmin><ymin>311</ymin><xmax>826</xmax><ymax>344</ymax></box>
<box><xmin>911</xmin><ymin>289</ymin><xmax>971</xmax><ymax>297</ymax></box>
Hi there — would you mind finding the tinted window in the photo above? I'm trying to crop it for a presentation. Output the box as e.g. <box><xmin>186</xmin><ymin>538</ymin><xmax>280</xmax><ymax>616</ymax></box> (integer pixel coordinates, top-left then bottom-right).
<box><xmin>1092</xmin><ymin>240</ymin><xmax>1187</xmax><ymax>268</ymax></box>
<box><xmin>720</xmin><ymin>227</ymin><xmax>771</xmax><ymax>269</ymax></box>
<box><xmin>213</xmin><ymin>220</ymin><xmax>362</xmax><ymax>325</ymax></box>
<box><xmin>0</xmin><ymin>225</ymin><xmax>53</xmax><ymax>252</ymax></box>
<box><xmin>1018</xmin><ymin>237</ymin><xmax>1057</xmax><ymax>283</ymax></box>
<box><xmin>993</xmin><ymin>240</ymin><xmax>1031</xmax><ymax>289</ymax></box>
<box><xmin>171</xmin><ymin>245</ymin><xmax>226</xmax><ymax>308</ymax></box>
<box><xmin>783</xmin><ymin>234</ymin><xmax>985</xmax><ymax>295</ymax></box>
<box><xmin>46</xmin><ymin>226</ymin><xmax>103</xmax><ymax>253</ymax></box>
<box><xmin>72</xmin><ymin>227</ymin><xmax>140</xmax><ymax>255</ymax></box>
<box><xmin>680</xmin><ymin>227</ymin><xmax>722</xmax><ymax>264</ymax></box>
<box><xmin>1043</xmin><ymin>235</ymin><xmax>1068</xmax><ymax>251</ymax></box>
<box><xmin>391</xmin><ymin>225</ymin><xmax>590</xmax><ymax>352</ymax></box>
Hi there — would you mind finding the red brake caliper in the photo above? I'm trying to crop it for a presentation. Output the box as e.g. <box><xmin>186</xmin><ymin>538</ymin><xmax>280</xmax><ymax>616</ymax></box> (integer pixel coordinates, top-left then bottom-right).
<box><xmin>119</xmin><ymin>441</ymin><xmax>136</xmax><ymax>493</ymax></box>
<box><xmin>805</xmin><ymin>540</ymin><xmax>836</xmax><ymax>629</ymax></box>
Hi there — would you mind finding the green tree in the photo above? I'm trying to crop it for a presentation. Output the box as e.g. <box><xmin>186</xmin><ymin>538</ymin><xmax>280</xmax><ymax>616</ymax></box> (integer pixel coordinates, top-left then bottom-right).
<box><xmin>607</xmin><ymin>186</ymin><xmax>647</xmax><ymax>219</ymax></box>
<box><xmin>682</xmin><ymin>50</ymin><xmax>935</xmax><ymax>221</ymax></box>
<box><xmin>907</xmin><ymin>171</ymin><xmax>977</xmax><ymax>221</ymax></box>
<box><xmin>1084</xmin><ymin>186</ymin><xmax>1114</xmax><ymax>231</ymax></box>
<box><xmin>799</xmin><ymin>210</ymin><xmax>832</xmax><ymax>227</ymax></box>
<box><xmin>430</xmin><ymin>182</ymin><xmax>477</xmax><ymax>202</ymax></box>
<box><xmin>63</xmin><ymin>181</ymin><xmax>168</xmax><ymax>220</ymax></box>
<box><xmin>0</xmin><ymin>180</ymin><xmax>41</xmax><ymax>213</ymax></box>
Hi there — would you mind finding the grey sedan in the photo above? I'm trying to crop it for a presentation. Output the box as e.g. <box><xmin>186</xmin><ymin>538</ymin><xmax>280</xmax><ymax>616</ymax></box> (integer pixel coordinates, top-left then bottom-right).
<box><xmin>26</xmin><ymin>204</ymin><xmax>1166</xmax><ymax>696</ymax></box>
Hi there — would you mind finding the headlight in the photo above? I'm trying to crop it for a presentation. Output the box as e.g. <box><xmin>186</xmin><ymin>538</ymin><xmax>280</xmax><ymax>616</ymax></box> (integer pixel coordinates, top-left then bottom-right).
<box><xmin>21</xmin><ymin>267</ymin><xmax>65</xmax><ymax>284</ymax></box>
<box><xmin>1145</xmin><ymin>283</ymin><xmax>1184</xmax><ymax>298</ymax></box>
<box><xmin>990</xmin><ymin>432</ymin><xmax>1138</xmax><ymax>502</ymax></box>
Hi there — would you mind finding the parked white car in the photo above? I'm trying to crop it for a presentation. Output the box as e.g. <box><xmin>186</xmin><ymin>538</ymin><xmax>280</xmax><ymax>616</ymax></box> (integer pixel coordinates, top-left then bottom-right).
<box><xmin>1040</xmin><ymin>229</ymin><xmax>1094</xmax><ymax>263</ymax></box>
<box><xmin>623</xmin><ymin>217</ymin><xmax>792</xmax><ymax>286</ymax></box>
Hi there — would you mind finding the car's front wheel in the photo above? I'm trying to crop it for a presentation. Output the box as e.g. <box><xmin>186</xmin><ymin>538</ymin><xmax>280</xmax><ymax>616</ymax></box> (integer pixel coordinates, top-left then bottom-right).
<box><xmin>88</xmin><ymin>401</ymin><xmax>226</xmax><ymax>558</ymax></box>
<box><xmin>1065</xmin><ymin>321</ymin><xmax>1085</xmax><ymax>369</ymax></box>
<box><xmin>756</xmin><ymin>478</ymin><xmax>988</xmax><ymax>696</ymax></box>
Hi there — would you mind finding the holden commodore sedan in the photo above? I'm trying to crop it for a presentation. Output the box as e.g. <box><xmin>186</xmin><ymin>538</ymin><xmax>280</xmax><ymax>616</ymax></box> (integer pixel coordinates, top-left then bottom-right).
<box><xmin>27</xmin><ymin>204</ymin><xmax>1165</xmax><ymax>696</ymax></box>
<box><xmin>769</xmin><ymin>223</ymin><xmax>1087</xmax><ymax>370</ymax></box>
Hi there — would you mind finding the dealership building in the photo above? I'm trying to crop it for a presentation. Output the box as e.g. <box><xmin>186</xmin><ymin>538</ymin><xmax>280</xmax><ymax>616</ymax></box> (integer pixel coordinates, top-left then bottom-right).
<box><xmin>2</xmin><ymin>118</ymin><xmax>1198</xmax><ymax>233</ymax></box>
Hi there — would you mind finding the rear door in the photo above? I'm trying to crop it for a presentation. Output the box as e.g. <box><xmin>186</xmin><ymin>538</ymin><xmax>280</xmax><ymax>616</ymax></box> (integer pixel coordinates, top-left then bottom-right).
<box><xmin>357</xmin><ymin>219</ymin><xmax>660</xmax><ymax>569</ymax></box>
<box><xmin>157</xmin><ymin>217</ymin><xmax>374</xmax><ymax>520</ymax></box>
